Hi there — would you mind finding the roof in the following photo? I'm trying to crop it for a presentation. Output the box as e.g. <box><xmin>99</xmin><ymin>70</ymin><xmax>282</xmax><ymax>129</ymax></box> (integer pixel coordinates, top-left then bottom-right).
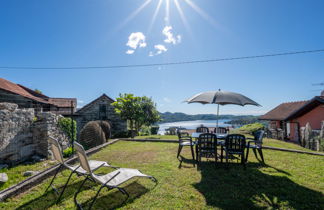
<box><xmin>0</xmin><ymin>78</ymin><xmax>77</xmax><ymax>109</ymax></box>
<box><xmin>48</xmin><ymin>98</ymin><xmax>77</xmax><ymax>108</ymax></box>
<box><xmin>259</xmin><ymin>100</ymin><xmax>308</xmax><ymax>121</ymax></box>
<box><xmin>0</xmin><ymin>78</ymin><xmax>49</xmax><ymax>104</ymax></box>
<box><xmin>260</xmin><ymin>96</ymin><xmax>324</xmax><ymax>121</ymax></box>
<box><xmin>76</xmin><ymin>94</ymin><xmax>115</xmax><ymax>113</ymax></box>
<box><xmin>286</xmin><ymin>96</ymin><xmax>324</xmax><ymax>120</ymax></box>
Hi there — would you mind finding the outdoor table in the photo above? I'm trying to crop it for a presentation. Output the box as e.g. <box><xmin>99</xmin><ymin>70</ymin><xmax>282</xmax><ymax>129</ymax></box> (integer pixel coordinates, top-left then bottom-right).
<box><xmin>191</xmin><ymin>132</ymin><xmax>227</xmax><ymax>140</ymax></box>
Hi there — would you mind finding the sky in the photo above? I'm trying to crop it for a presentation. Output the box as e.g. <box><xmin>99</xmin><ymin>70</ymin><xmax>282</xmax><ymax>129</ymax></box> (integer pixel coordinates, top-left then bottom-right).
<box><xmin>0</xmin><ymin>0</ymin><xmax>324</xmax><ymax>115</ymax></box>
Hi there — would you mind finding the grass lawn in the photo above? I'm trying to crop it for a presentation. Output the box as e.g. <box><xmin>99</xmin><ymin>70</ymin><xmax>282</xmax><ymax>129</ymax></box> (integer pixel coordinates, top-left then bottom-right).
<box><xmin>1</xmin><ymin>140</ymin><xmax>323</xmax><ymax>209</ymax></box>
<box><xmin>135</xmin><ymin>134</ymin><xmax>323</xmax><ymax>152</ymax></box>
<box><xmin>0</xmin><ymin>160</ymin><xmax>56</xmax><ymax>192</ymax></box>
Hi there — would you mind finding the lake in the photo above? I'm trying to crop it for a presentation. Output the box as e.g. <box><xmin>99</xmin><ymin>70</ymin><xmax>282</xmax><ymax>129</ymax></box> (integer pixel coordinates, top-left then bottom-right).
<box><xmin>158</xmin><ymin>119</ymin><xmax>232</xmax><ymax>135</ymax></box>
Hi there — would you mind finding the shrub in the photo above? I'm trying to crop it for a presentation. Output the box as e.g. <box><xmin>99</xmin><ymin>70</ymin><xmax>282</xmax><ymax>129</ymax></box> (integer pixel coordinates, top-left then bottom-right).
<box><xmin>62</xmin><ymin>147</ymin><xmax>75</xmax><ymax>158</ymax></box>
<box><xmin>79</xmin><ymin>121</ymin><xmax>106</xmax><ymax>149</ymax></box>
<box><xmin>112</xmin><ymin>131</ymin><xmax>130</xmax><ymax>138</ymax></box>
<box><xmin>150</xmin><ymin>126</ymin><xmax>159</xmax><ymax>135</ymax></box>
<box><xmin>58</xmin><ymin>117</ymin><xmax>77</xmax><ymax>141</ymax></box>
<box><xmin>139</xmin><ymin>126</ymin><xmax>151</xmax><ymax>136</ymax></box>
<box><xmin>234</xmin><ymin>123</ymin><xmax>265</xmax><ymax>135</ymax></box>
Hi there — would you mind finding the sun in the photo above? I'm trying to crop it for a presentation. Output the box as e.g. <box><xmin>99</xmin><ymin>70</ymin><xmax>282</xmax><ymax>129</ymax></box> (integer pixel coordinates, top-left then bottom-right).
<box><xmin>119</xmin><ymin>0</ymin><xmax>218</xmax><ymax>33</ymax></box>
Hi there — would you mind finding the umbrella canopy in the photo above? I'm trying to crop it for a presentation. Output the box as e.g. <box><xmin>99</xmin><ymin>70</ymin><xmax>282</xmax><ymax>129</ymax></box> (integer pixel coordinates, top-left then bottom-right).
<box><xmin>185</xmin><ymin>90</ymin><xmax>261</xmax><ymax>106</ymax></box>
<box><xmin>185</xmin><ymin>90</ymin><xmax>261</xmax><ymax>130</ymax></box>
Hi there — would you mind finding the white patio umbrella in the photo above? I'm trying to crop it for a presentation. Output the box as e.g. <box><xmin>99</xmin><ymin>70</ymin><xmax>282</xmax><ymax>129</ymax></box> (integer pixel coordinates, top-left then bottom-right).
<box><xmin>185</xmin><ymin>89</ymin><xmax>261</xmax><ymax>130</ymax></box>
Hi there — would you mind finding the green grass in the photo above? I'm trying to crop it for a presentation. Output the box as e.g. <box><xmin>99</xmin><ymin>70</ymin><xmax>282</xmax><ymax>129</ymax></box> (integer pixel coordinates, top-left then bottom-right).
<box><xmin>135</xmin><ymin>134</ymin><xmax>323</xmax><ymax>153</ymax></box>
<box><xmin>0</xmin><ymin>160</ymin><xmax>56</xmax><ymax>192</ymax></box>
<box><xmin>134</xmin><ymin>135</ymin><xmax>177</xmax><ymax>140</ymax></box>
<box><xmin>1</xmin><ymin>140</ymin><xmax>323</xmax><ymax>210</ymax></box>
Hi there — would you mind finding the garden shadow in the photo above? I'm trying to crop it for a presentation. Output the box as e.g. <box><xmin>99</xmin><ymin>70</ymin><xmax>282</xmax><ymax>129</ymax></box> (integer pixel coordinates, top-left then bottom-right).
<box><xmin>16</xmin><ymin>179</ymin><xmax>89</xmax><ymax>210</ymax></box>
<box><xmin>193</xmin><ymin>162</ymin><xmax>324</xmax><ymax>209</ymax></box>
<box><xmin>16</xmin><ymin>180</ymin><xmax>150</xmax><ymax>210</ymax></box>
<box><xmin>82</xmin><ymin>181</ymin><xmax>149</xmax><ymax>209</ymax></box>
<box><xmin>178</xmin><ymin>155</ymin><xmax>196</xmax><ymax>169</ymax></box>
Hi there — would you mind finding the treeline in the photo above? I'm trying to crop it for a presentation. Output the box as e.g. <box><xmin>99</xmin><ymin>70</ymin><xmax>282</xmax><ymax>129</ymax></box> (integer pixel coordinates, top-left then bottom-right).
<box><xmin>225</xmin><ymin>116</ymin><xmax>260</xmax><ymax>125</ymax></box>
<box><xmin>160</xmin><ymin>112</ymin><xmax>260</xmax><ymax>124</ymax></box>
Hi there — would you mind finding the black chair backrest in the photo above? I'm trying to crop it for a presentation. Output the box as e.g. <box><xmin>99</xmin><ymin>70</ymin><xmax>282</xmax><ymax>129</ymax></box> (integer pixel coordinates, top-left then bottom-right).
<box><xmin>214</xmin><ymin>127</ymin><xmax>228</xmax><ymax>134</ymax></box>
<box><xmin>254</xmin><ymin>130</ymin><xmax>265</xmax><ymax>145</ymax></box>
<box><xmin>196</xmin><ymin>126</ymin><xmax>209</xmax><ymax>133</ymax></box>
<box><xmin>225</xmin><ymin>134</ymin><xmax>246</xmax><ymax>153</ymax></box>
<box><xmin>178</xmin><ymin>131</ymin><xmax>189</xmax><ymax>139</ymax></box>
<box><xmin>197</xmin><ymin>133</ymin><xmax>217</xmax><ymax>152</ymax></box>
<box><xmin>177</xmin><ymin>132</ymin><xmax>191</xmax><ymax>142</ymax></box>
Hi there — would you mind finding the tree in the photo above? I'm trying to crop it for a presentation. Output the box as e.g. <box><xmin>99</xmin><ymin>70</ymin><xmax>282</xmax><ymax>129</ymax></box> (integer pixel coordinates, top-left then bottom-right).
<box><xmin>34</xmin><ymin>89</ymin><xmax>42</xmax><ymax>94</ymax></box>
<box><xmin>112</xmin><ymin>93</ymin><xmax>160</xmax><ymax>137</ymax></box>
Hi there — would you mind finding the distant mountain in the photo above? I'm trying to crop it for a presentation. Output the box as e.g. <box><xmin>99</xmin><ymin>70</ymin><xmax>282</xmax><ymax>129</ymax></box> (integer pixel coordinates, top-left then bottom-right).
<box><xmin>159</xmin><ymin>112</ymin><xmax>260</xmax><ymax>124</ymax></box>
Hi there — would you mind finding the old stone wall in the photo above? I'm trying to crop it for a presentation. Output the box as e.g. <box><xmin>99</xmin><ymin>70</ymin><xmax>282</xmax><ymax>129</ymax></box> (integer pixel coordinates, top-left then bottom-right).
<box><xmin>0</xmin><ymin>103</ymin><xmax>69</xmax><ymax>165</ymax></box>
<box><xmin>300</xmin><ymin>121</ymin><xmax>324</xmax><ymax>152</ymax></box>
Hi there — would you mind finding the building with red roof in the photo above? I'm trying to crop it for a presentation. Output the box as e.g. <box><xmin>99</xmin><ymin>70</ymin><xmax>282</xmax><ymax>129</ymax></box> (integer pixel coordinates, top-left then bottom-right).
<box><xmin>0</xmin><ymin>78</ymin><xmax>76</xmax><ymax>116</ymax></box>
<box><xmin>260</xmin><ymin>92</ymin><xmax>324</xmax><ymax>143</ymax></box>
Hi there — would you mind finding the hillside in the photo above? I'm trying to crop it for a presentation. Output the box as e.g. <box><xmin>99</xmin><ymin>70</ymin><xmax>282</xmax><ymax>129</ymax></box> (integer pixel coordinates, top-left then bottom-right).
<box><xmin>160</xmin><ymin>112</ymin><xmax>260</xmax><ymax>124</ymax></box>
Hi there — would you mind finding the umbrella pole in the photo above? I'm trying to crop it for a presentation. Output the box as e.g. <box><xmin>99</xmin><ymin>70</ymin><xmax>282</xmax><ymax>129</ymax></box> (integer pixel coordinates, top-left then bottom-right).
<box><xmin>216</xmin><ymin>104</ymin><xmax>219</xmax><ymax>132</ymax></box>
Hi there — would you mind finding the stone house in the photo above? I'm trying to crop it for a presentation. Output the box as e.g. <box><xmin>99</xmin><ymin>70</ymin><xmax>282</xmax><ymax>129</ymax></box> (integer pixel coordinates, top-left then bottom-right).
<box><xmin>0</xmin><ymin>78</ymin><xmax>76</xmax><ymax>116</ymax></box>
<box><xmin>260</xmin><ymin>91</ymin><xmax>324</xmax><ymax>143</ymax></box>
<box><xmin>74</xmin><ymin>94</ymin><xmax>127</xmax><ymax>136</ymax></box>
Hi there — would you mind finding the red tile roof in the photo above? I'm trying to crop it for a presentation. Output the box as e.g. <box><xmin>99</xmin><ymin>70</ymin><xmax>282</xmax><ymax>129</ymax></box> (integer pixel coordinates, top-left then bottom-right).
<box><xmin>259</xmin><ymin>100</ymin><xmax>308</xmax><ymax>121</ymax></box>
<box><xmin>0</xmin><ymin>78</ymin><xmax>49</xmax><ymax>104</ymax></box>
<box><xmin>0</xmin><ymin>78</ymin><xmax>77</xmax><ymax>110</ymax></box>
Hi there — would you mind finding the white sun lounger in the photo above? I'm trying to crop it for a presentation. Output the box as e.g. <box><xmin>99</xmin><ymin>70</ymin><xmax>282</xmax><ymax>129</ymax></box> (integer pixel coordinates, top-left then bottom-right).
<box><xmin>73</xmin><ymin>141</ymin><xmax>157</xmax><ymax>209</ymax></box>
<box><xmin>45</xmin><ymin>137</ymin><xmax>117</xmax><ymax>203</ymax></box>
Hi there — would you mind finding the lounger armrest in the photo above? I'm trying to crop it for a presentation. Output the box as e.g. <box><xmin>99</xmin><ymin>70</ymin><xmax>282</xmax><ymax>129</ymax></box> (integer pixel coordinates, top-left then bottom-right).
<box><xmin>104</xmin><ymin>171</ymin><xmax>121</xmax><ymax>187</ymax></box>
<box><xmin>92</xmin><ymin>162</ymin><xmax>107</xmax><ymax>172</ymax></box>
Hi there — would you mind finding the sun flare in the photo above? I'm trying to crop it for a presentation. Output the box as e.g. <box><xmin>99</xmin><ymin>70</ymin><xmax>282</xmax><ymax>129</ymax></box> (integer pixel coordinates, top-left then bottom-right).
<box><xmin>119</xmin><ymin>0</ymin><xmax>218</xmax><ymax>33</ymax></box>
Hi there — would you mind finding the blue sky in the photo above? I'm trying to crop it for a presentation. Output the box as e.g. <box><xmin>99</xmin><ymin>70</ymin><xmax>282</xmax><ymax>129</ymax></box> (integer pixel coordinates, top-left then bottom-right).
<box><xmin>0</xmin><ymin>0</ymin><xmax>324</xmax><ymax>115</ymax></box>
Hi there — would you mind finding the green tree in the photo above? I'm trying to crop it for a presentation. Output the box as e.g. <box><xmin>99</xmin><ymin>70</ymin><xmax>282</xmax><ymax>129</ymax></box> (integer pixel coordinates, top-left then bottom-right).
<box><xmin>112</xmin><ymin>93</ymin><xmax>160</xmax><ymax>137</ymax></box>
<box><xmin>34</xmin><ymin>89</ymin><xmax>42</xmax><ymax>94</ymax></box>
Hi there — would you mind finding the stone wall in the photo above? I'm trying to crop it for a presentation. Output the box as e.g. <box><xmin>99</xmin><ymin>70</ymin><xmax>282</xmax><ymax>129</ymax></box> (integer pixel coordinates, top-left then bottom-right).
<box><xmin>300</xmin><ymin>121</ymin><xmax>324</xmax><ymax>151</ymax></box>
<box><xmin>0</xmin><ymin>103</ymin><xmax>69</xmax><ymax>165</ymax></box>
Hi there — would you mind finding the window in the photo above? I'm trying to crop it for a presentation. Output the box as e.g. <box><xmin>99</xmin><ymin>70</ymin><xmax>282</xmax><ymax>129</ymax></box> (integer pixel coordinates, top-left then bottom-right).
<box><xmin>99</xmin><ymin>104</ymin><xmax>107</xmax><ymax>120</ymax></box>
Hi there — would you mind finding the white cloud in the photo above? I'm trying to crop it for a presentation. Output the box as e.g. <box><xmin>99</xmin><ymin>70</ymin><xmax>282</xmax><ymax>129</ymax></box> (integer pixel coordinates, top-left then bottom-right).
<box><xmin>78</xmin><ymin>100</ymin><xmax>84</xmax><ymax>104</ymax></box>
<box><xmin>155</xmin><ymin>44</ymin><xmax>167</xmax><ymax>54</ymax></box>
<box><xmin>125</xmin><ymin>32</ymin><xmax>147</xmax><ymax>54</ymax></box>
<box><xmin>162</xmin><ymin>26</ymin><xmax>181</xmax><ymax>45</ymax></box>
<box><xmin>126</xmin><ymin>49</ymin><xmax>135</xmax><ymax>54</ymax></box>
<box><xmin>149</xmin><ymin>44</ymin><xmax>167</xmax><ymax>56</ymax></box>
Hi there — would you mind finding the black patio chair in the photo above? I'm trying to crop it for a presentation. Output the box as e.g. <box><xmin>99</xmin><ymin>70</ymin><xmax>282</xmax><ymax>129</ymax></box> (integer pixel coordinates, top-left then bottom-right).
<box><xmin>196</xmin><ymin>133</ymin><xmax>218</xmax><ymax>163</ymax></box>
<box><xmin>214</xmin><ymin>127</ymin><xmax>228</xmax><ymax>134</ymax></box>
<box><xmin>196</xmin><ymin>126</ymin><xmax>209</xmax><ymax>133</ymax></box>
<box><xmin>246</xmin><ymin>130</ymin><xmax>265</xmax><ymax>163</ymax></box>
<box><xmin>222</xmin><ymin>134</ymin><xmax>246</xmax><ymax>169</ymax></box>
<box><xmin>177</xmin><ymin>132</ymin><xmax>195</xmax><ymax>160</ymax></box>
